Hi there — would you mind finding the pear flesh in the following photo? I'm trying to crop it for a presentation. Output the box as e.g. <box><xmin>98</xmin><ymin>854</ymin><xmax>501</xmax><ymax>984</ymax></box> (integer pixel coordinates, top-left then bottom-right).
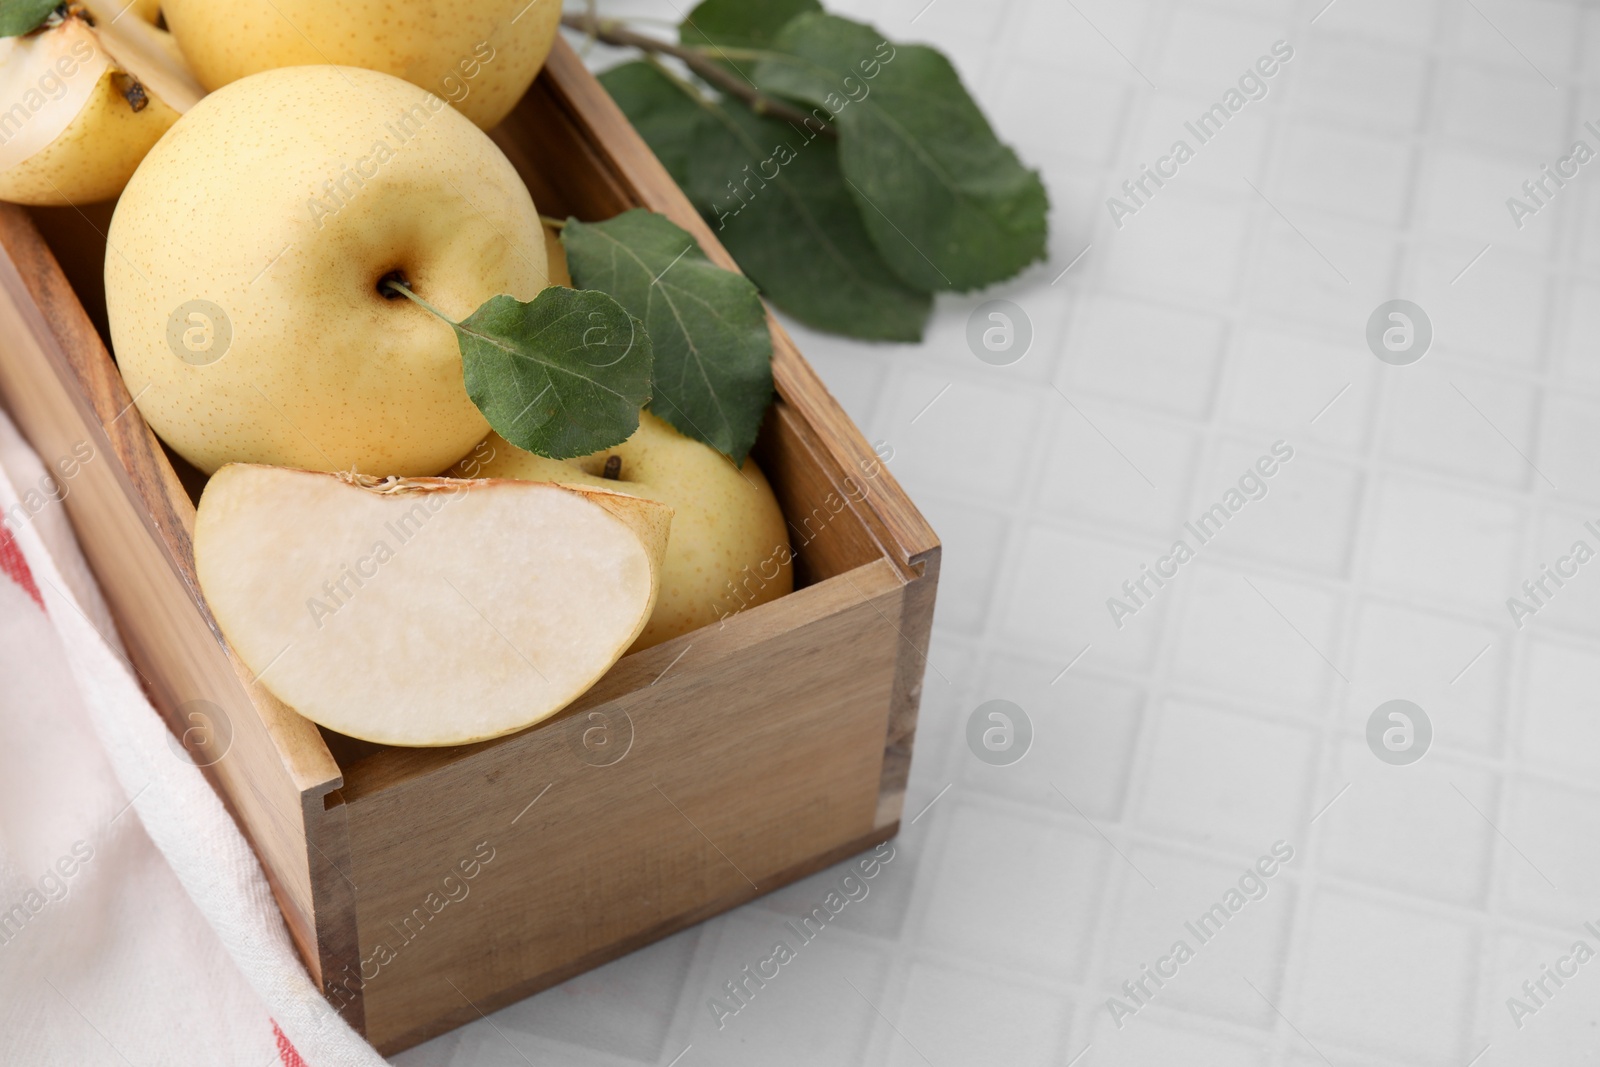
<box><xmin>462</xmin><ymin>412</ymin><xmax>794</xmax><ymax>651</ymax></box>
<box><xmin>0</xmin><ymin>2</ymin><xmax>203</xmax><ymax>205</ymax></box>
<box><xmin>195</xmin><ymin>464</ymin><xmax>672</xmax><ymax>747</ymax></box>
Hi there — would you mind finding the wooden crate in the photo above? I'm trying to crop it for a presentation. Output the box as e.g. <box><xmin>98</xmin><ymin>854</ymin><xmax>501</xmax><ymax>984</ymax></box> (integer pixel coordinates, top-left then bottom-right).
<box><xmin>0</xmin><ymin>40</ymin><xmax>938</xmax><ymax>1053</ymax></box>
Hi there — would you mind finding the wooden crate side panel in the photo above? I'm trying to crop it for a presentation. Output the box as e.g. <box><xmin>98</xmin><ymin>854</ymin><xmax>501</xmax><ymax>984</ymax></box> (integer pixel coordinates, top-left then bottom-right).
<box><xmin>878</xmin><ymin>555</ymin><xmax>940</xmax><ymax>828</ymax></box>
<box><xmin>0</xmin><ymin>206</ymin><xmax>347</xmax><ymax>977</ymax></box>
<box><xmin>372</xmin><ymin>822</ymin><xmax>897</xmax><ymax>1054</ymax></box>
<box><xmin>756</xmin><ymin>402</ymin><xmax>895</xmax><ymax>588</ymax></box>
<box><xmin>489</xmin><ymin>76</ymin><xmax>636</xmax><ymax>221</ymax></box>
<box><xmin>343</xmin><ymin>560</ymin><xmax>905</xmax><ymax>1048</ymax></box>
<box><xmin>304</xmin><ymin>787</ymin><xmax>364</xmax><ymax>1030</ymax></box>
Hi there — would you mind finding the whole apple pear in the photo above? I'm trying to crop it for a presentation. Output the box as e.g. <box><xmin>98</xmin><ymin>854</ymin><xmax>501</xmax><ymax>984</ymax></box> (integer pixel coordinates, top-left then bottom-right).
<box><xmin>160</xmin><ymin>0</ymin><xmax>561</xmax><ymax>129</ymax></box>
<box><xmin>106</xmin><ymin>65</ymin><xmax>549</xmax><ymax>477</ymax></box>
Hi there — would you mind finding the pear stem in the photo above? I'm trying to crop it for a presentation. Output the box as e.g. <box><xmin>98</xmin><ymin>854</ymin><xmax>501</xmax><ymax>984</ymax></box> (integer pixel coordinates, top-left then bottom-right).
<box><xmin>559</xmin><ymin>12</ymin><xmax>834</xmax><ymax>139</ymax></box>
<box><xmin>540</xmin><ymin>214</ymin><xmax>568</xmax><ymax>231</ymax></box>
<box><xmin>382</xmin><ymin>278</ymin><xmax>456</xmax><ymax>324</ymax></box>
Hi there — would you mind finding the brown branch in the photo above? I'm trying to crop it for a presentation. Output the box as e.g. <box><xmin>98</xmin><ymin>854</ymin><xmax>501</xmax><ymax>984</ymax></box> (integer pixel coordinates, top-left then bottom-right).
<box><xmin>561</xmin><ymin>12</ymin><xmax>835</xmax><ymax>139</ymax></box>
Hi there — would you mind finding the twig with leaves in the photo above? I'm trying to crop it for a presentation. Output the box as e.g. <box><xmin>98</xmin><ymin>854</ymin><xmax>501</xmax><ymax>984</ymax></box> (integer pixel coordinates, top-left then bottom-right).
<box><xmin>578</xmin><ymin>0</ymin><xmax>1050</xmax><ymax>343</ymax></box>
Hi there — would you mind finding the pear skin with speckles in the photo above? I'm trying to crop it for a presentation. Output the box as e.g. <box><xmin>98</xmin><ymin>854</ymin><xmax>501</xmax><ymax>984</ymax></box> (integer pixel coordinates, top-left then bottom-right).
<box><xmin>161</xmin><ymin>0</ymin><xmax>562</xmax><ymax>129</ymax></box>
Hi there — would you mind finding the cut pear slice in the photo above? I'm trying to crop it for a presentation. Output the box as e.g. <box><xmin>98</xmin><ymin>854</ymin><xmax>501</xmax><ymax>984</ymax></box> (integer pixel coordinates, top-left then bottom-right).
<box><xmin>0</xmin><ymin>2</ymin><xmax>204</xmax><ymax>205</ymax></box>
<box><xmin>195</xmin><ymin>465</ymin><xmax>672</xmax><ymax>747</ymax></box>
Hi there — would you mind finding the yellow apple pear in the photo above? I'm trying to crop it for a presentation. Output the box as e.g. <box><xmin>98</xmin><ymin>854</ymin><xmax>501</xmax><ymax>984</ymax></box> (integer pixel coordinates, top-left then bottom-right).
<box><xmin>160</xmin><ymin>0</ymin><xmax>562</xmax><ymax>129</ymax></box>
<box><xmin>461</xmin><ymin>411</ymin><xmax>793</xmax><ymax>650</ymax></box>
<box><xmin>106</xmin><ymin>64</ymin><xmax>549</xmax><ymax>476</ymax></box>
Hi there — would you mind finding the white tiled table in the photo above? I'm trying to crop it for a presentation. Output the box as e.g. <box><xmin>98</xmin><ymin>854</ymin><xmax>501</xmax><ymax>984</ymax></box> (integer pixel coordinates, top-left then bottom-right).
<box><xmin>397</xmin><ymin>1</ymin><xmax>1600</xmax><ymax>1063</ymax></box>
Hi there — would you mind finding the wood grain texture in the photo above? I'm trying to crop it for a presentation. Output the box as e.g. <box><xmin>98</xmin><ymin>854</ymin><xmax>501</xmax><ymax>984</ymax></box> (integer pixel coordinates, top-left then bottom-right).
<box><xmin>373</xmin><ymin>822</ymin><xmax>898</xmax><ymax>1054</ymax></box>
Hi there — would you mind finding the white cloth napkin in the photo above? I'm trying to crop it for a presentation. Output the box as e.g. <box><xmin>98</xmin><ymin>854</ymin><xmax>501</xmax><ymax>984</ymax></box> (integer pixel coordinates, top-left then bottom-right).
<box><xmin>0</xmin><ymin>407</ymin><xmax>387</xmax><ymax>1067</ymax></box>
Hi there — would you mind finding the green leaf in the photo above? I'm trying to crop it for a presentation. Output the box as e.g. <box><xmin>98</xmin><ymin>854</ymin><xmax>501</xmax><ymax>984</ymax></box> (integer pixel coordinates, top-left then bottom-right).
<box><xmin>754</xmin><ymin>14</ymin><xmax>1049</xmax><ymax>292</ymax></box>
<box><xmin>597</xmin><ymin>62</ymin><xmax>702</xmax><ymax>189</ymax></box>
<box><xmin>596</xmin><ymin>56</ymin><xmax>924</xmax><ymax>342</ymax></box>
<box><xmin>457</xmin><ymin>288</ymin><xmax>653</xmax><ymax>460</ymax></box>
<box><xmin>563</xmin><ymin>210</ymin><xmax>773</xmax><ymax>465</ymax></box>
<box><xmin>687</xmin><ymin>99</ymin><xmax>931</xmax><ymax>342</ymax></box>
<box><xmin>680</xmin><ymin>0</ymin><xmax>821</xmax><ymax>52</ymax></box>
<box><xmin>0</xmin><ymin>0</ymin><xmax>59</xmax><ymax>37</ymax></box>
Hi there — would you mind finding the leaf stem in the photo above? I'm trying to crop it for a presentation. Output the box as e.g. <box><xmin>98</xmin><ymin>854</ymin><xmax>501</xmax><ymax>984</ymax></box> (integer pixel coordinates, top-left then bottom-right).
<box><xmin>644</xmin><ymin>54</ymin><xmax>711</xmax><ymax>106</ymax></box>
<box><xmin>539</xmin><ymin>214</ymin><xmax>568</xmax><ymax>231</ymax></box>
<box><xmin>382</xmin><ymin>278</ymin><xmax>457</xmax><ymax>324</ymax></box>
<box><xmin>560</xmin><ymin>12</ymin><xmax>835</xmax><ymax>139</ymax></box>
<box><xmin>688</xmin><ymin>46</ymin><xmax>786</xmax><ymax>62</ymax></box>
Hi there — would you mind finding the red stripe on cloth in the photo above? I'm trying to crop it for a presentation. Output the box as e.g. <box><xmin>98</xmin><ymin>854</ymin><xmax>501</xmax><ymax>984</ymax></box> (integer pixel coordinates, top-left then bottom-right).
<box><xmin>272</xmin><ymin>1020</ymin><xmax>309</xmax><ymax>1067</ymax></box>
<box><xmin>0</xmin><ymin>521</ymin><xmax>43</xmax><ymax>611</ymax></box>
